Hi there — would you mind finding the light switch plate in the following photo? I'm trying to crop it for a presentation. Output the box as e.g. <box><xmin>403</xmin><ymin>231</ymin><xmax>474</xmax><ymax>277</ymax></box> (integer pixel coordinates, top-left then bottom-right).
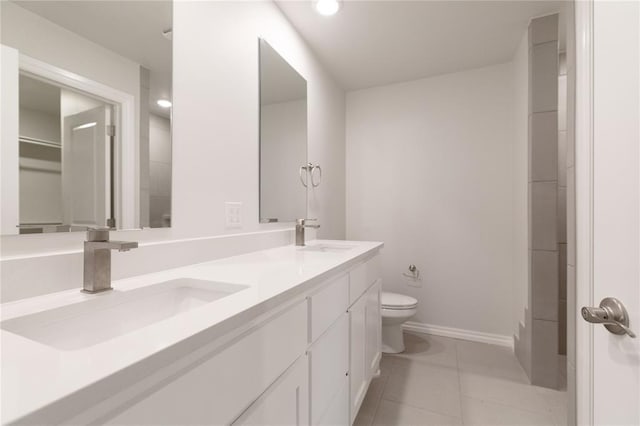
<box><xmin>225</xmin><ymin>202</ymin><xmax>242</xmax><ymax>229</ymax></box>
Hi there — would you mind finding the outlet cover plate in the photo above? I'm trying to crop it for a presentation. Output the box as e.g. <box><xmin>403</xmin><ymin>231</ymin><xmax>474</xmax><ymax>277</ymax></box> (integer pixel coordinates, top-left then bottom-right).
<box><xmin>225</xmin><ymin>202</ymin><xmax>242</xmax><ymax>229</ymax></box>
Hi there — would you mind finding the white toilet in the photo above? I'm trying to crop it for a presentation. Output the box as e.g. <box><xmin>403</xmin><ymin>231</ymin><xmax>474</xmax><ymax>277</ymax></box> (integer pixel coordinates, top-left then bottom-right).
<box><xmin>381</xmin><ymin>291</ymin><xmax>418</xmax><ymax>353</ymax></box>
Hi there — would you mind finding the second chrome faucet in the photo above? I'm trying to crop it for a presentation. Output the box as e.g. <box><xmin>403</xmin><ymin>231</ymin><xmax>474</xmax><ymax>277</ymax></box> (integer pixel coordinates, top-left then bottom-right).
<box><xmin>295</xmin><ymin>219</ymin><xmax>320</xmax><ymax>246</ymax></box>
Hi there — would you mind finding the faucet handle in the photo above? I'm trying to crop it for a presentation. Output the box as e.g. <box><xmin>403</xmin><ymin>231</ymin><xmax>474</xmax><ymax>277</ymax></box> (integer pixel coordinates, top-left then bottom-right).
<box><xmin>87</xmin><ymin>227</ymin><xmax>111</xmax><ymax>242</ymax></box>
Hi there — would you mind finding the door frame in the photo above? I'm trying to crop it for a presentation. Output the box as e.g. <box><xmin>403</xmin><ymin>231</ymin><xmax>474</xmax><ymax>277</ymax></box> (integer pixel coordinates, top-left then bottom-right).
<box><xmin>574</xmin><ymin>0</ymin><xmax>594</xmax><ymax>424</ymax></box>
<box><xmin>575</xmin><ymin>1</ymin><xmax>640</xmax><ymax>424</ymax></box>
<box><xmin>18</xmin><ymin>53</ymin><xmax>138</xmax><ymax>230</ymax></box>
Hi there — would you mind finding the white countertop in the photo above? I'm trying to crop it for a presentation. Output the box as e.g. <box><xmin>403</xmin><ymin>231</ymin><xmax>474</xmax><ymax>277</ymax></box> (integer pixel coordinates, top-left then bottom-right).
<box><xmin>1</xmin><ymin>240</ymin><xmax>382</xmax><ymax>424</ymax></box>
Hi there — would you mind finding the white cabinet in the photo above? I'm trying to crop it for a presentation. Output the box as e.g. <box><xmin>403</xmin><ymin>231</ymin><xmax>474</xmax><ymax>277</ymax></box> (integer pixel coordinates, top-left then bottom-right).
<box><xmin>73</xmin><ymin>253</ymin><xmax>380</xmax><ymax>426</ymax></box>
<box><xmin>234</xmin><ymin>355</ymin><xmax>309</xmax><ymax>426</ymax></box>
<box><xmin>349</xmin><ymin>293</ymin><xmax>367</xmax><ymax>423</ymax></box>
<box><xmin>349</xmin><ymin>270</ymin><xmax>382</xmax><ymax>424</ymax></box>
<box><xmin>316</xmin><ymin>379</ymin><xmax>349</xmax><ymax>426</ymax></box>
<box><xmin>309</xmin><ymin>274</ymin><xmax>349</xmax><ymax>343</ymax></box>
<box><xmin>309</xmin><ymin>313</ymin><xmax>349</xmax><ymax>425</ymax></box>
<box><xmin>104</xmin><ymin>301</ymin><xmax>308</xmax><ymax>425</ymax></box>
<box><xmin>365</xmin><ymin>280</ymin><xmax>382</xmax><ymax>378</ymax></box>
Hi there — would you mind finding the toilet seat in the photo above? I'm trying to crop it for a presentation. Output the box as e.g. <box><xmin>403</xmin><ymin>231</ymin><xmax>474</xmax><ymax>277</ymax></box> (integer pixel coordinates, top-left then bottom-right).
<box><xmin>381</xmin><ymin>292</ymin><xmax>418</xmax><ymax>310</ymax></box>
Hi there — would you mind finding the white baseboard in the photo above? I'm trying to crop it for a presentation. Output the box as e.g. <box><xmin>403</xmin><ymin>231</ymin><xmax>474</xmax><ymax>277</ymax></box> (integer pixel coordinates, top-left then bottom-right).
<box><xmin>402</xmin><ymin>321</ymin><xmax>514</xmax><ymax>350</ymax></box>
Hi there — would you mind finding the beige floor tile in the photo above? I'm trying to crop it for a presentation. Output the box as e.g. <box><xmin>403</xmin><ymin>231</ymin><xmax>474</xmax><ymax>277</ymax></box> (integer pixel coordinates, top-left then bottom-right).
<box><xmin>456</xmin><ymin>340</ymin><xmax>529</xmax><ymax>382</ymax></box>
<box><xmin>390</xmin><ymin>333</ymin><xmax>458</xmax><ymax>368</ymax></box>
<box><xmin>383</xmin><ymin>358</ymin><xmax>462</xmax><ymax>418</ymax></box>
<box><xmin>359</xmin><ymin>374</ymin><xmax>389</xmax><ymax>418</ymax></box>
<box><xmin>380</xmin><ymin>355</ymin><xmax>396</xmax><ymax>378</ymax></box>
<box><xmin>461</xmin><ymin>397</ymin><xmax>555</xmax><ymax>426</ymax></box>
<box><xmin>354</xmin><ymin>411</ymin><xmax>375</xmax><ymax>426</ymax></box>
<box><xmin>534</xmin><ymin>386</ymin><xmax>568</xmax><ymax>426</ymax></box>
<box><xmin>459</xmin><ymin>371</ymin><xmax>551</xmax><ymax>413</ymax></box>
<box><xmin>373</xmin><ymin>400</ymin><xmax>461</xmax><ymax>426</ymax></box>
<box><xmin>356</xmin><ymin>334</ymin><xmax>568</xmax><ymax>426</ymax></box>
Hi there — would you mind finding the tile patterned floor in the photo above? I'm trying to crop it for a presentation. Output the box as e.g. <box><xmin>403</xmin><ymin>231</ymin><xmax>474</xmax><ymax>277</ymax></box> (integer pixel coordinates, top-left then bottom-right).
<box><xmin>354</xmin><ymin>332</ymin><xmax>567</xmax><ymax>426</ymax></box>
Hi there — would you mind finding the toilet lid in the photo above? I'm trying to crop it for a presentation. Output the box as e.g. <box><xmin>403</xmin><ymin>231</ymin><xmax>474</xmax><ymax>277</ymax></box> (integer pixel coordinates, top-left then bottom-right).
<box><xmin>381</xmin><ymin>292</ymin><xmax>418</xmax><ymax>309</ymax></box>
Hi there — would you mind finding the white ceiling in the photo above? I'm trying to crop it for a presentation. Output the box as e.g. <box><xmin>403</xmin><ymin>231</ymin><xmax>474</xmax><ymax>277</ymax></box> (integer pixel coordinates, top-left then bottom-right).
<box><xmin>276</xmin><ymin>0</ymin><xmax>565</xmax><ymax>90</ymax></box>
<box><xmin>12</xmin><ymin>0</ymin><xmax>172</xmax><ymax>117</ymax></box>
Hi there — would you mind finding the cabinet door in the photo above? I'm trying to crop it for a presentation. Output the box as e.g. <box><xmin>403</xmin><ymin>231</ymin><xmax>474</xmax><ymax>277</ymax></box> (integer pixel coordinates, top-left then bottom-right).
<box><xmin>365</xmin><ymin>280</ymin><xmax>382</xmax><ymax>377</ymax></box>
<box><xmin>234</xmin><ymin>355</ymin><xmax>309</xmax><ymax>426</ymax></box>
<box><xmin>316</xmin><ymin>378</ymin><xmax>349</xmax><ymax>426</ymax></box>
<box><xmin>310</xmin><ymin>313</ymin><xmax>349</xmax><ymax>425</ymax></box>
<box><xmin>348</xmin><ymin>295</ymin><xmax>367</xmax><ymax>424</ymax></box>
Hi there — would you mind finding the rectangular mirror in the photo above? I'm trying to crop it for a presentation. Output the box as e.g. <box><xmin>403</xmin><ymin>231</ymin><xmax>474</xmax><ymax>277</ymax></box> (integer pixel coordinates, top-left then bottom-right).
<box><xmin>259</xmin><ymin>39</ymin><xmax>307</xmax><ymax>223</ymax></box>
<box><xmin>0</xmin><ymin>0</ymin><xmax>173</xmax><ymax>234</ymax></box>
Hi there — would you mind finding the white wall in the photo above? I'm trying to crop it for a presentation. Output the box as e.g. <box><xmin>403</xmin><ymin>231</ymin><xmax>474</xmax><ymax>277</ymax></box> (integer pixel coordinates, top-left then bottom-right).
<box><xmin>346</xmin><ymin>63</ymin><xmax>517</xmax><ymax>337</ymax></box>
<box><xmin>0</xmin><ymin>1</ymin><xmax>345</xmax><ymax>301</ymax></box>
<box><xmin>0</xmin><ymin>2</ymin><xmax>140</xmax><ymax>115</ymax></box>
<box><xmin>512</xmin><ymin>30</ymin><xmax>530</xmax><ymax>334</ymax></box>
<box><xmin>260</xmin><ymin>99</ymin><xmax>307</xmax><ymax>221</ymax></box>
<box><xmin>19</xmin><ymin>108</ymin><xmax>60</xmax><ymax>142</ymax></box>
<box><xmin>60</xmin><ymin>89</ymin><xmax>105</xmax><ymax>118</ymax></box>
<box><xmin>171</xmin><ymin>1</ymin><xmax>345</xmax><ymax>240</ymax></box>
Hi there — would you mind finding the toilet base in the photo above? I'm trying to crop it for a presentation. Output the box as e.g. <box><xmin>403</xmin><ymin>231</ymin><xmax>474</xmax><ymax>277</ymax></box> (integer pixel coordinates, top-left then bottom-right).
<box><xmin>381</xmin><ymin>322</ymin><xmax>405</xmax><ymax>354</ymax></box>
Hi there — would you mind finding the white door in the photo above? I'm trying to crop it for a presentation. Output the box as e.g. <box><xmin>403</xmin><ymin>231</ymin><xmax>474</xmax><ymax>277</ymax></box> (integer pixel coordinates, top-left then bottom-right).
<box><xmin>576</xmin><ymin>1</ymin><xmax>640</xmax><ymax>424</ymax></box>
<box><xmin>62</xmin><ymin>106</ymin><xmax>111</xmax><ymax>228</ymax></box>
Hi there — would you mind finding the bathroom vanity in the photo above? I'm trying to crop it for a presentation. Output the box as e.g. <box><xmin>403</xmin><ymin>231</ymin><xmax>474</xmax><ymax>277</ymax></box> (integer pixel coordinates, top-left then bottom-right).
<box><xmin>1</xmin><ymin>240</ymin><xmax>382</xmax><ymax>425</ymax></box>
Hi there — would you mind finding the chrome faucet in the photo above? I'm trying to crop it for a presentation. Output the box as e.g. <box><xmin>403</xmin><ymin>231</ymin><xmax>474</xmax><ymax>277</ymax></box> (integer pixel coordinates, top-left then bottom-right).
<box><xmin>296</xmin><ymin>219</ymin><xmax>320</xmax><ymax>246</ymax></box>
<box><xmin>83</xmin><ymin>228</ymin><xmax>138</xmax><ymax>293</ymax></box>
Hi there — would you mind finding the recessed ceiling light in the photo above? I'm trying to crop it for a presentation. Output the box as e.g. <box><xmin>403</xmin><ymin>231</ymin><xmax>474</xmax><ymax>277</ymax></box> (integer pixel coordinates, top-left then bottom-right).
<box><xmin>314</xmin><ymin>0</ymin><xmax>341</xmax><ymax>16</ymax></box>
<box><xmin>157</xmin><ymin>99</ymin><xmax>172</xmax><ymax>108</ymax></box>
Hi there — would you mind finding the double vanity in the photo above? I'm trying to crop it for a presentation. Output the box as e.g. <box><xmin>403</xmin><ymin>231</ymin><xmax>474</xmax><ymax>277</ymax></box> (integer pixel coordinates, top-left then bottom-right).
<box><xmin>1</xmin><ymin>239</ymin><xmax>383</xmax><ymax>425</ymax></box>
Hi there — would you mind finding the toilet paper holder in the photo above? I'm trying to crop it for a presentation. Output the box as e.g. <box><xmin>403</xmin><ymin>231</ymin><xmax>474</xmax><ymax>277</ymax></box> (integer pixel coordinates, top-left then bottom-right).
<box><xmin>402</xmin><ymin>264</ymin><xmax>420</xmax><ymax>279</ymax></box>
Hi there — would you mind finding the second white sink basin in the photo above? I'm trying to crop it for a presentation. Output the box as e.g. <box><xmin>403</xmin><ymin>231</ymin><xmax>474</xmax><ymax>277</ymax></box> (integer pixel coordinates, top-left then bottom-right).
<box><xmin>1</xmin><ymin>278</ymin><xmax>248</xmax><ymax>350</ymax></box>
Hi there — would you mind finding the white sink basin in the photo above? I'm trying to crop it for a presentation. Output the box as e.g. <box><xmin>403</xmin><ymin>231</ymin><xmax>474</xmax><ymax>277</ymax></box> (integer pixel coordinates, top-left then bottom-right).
<box><xmin>300</xmin><ymin>243</ymin><xmax>356</xmax><ymax>253</ymax></box>
<box><xmin>1</xmin><ymin>278</ymin><xmax>248</xmax><ymax>350</ymax></box>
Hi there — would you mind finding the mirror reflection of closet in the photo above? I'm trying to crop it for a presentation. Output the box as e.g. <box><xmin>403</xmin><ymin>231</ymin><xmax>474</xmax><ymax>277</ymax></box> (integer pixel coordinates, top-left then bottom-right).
<box><xmin>0</xmin><ymin>0</ymin><xmax>173</xmax><ymax>234</ymax></box>
<box><xmin>18</xmin><ymin>74</ymin><xmax>114</xmax><ymax>233</ymax></box>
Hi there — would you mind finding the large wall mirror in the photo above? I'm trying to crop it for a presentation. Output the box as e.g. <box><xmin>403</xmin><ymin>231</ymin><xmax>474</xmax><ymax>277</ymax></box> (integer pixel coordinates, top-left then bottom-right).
<box><xmin>259</xmin><ymin>39</ymin><xmax>307</xmax><ymax>223</ymax></box>
<box><xmin>0</xmin><ymin>1</ymin><xmax>172</xmax><ymax>235</ymax></box>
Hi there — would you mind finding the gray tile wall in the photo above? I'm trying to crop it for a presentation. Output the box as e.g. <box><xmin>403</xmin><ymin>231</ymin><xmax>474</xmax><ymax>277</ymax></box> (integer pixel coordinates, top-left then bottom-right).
<box><xmin>528</xmin><ymin>13</ymin><xmax>560</xmax><ymax>390</ymax></box>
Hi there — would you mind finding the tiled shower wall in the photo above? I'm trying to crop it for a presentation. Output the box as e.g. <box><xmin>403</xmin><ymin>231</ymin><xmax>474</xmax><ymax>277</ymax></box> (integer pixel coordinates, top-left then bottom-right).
<box><xmin>528</xmin><ymin>13</ymin><xmax>560</xmax><ymax>389</ymax></box>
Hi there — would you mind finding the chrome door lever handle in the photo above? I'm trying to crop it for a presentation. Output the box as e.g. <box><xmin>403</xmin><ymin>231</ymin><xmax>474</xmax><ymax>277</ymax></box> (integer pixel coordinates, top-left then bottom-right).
<box><xmin>581</xmin><ymin>297</ymin><xmax>636</xmax><ymax>338</ymax></box>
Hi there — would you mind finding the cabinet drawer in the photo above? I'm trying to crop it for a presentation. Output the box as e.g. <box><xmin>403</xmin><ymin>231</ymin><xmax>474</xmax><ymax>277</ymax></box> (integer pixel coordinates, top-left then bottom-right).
<box><xmin>349</xmin><ymin>256</ymin><xmax>380</xmax><ymax>306</ymax></box>
<box><xmin>309</xmin><ymin>313</ymin><xmax>349</xmax><ymax>425</ymax></box>
<box><xmin>105</xmin><ymin>301</ymin><xmax>308</xmax><ymax>425</ymax></box>
<box><xmin>309</xmin><ymin>274</ymin><xmax>348</xmax><ymax>342</ymax></box>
